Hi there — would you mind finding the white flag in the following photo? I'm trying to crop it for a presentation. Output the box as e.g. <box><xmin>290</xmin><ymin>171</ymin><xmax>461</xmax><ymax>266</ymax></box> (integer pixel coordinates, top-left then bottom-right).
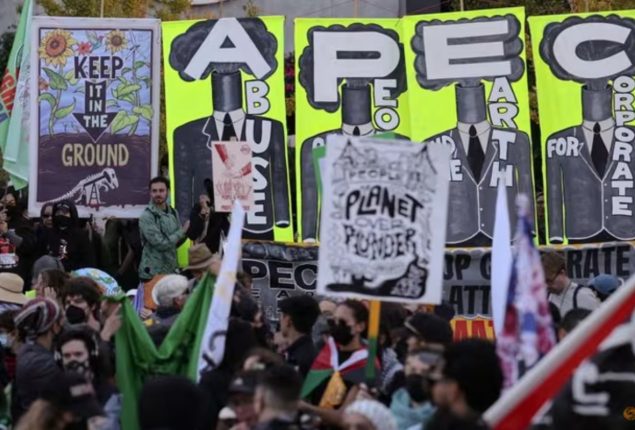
<box><xmin>491</xmin><ymin>182</ymin><xmax>512</xmax><ymax>337</ymax></box>
<box><xmin>196</xmin><ymin>200</ymin><xmax>245</xmax><ymax>380</ymax></box>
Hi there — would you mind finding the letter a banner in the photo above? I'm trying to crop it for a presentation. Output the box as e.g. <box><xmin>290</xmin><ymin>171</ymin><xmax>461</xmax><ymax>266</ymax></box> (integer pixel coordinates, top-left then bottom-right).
<box><xmin>162</xmin><ymin>17</ymin><xmax>293</xmax><ymax>242</ymax></box>
<box><xmin>29</xmin><ymin>17</ymin><xmax>160</xmax><ymax>218</ymax></box>
<box><xmin>316</xmin><ymin>135</ymin><xmax>450</xmax><ymax>304</ymax></box>
<box><xmin>294</xmin><ymin>18</ymin><xmax>411</xmax><ymax>244</ymax></box>
<box><xmin>402</xmin><ymin>7</ymin><xmax>535</xmax><ymax>248</ymax></box>
<box><xmin>529</xmin><ymin>12</ymin><xmax>635</xmax><ymax>245</ymax></box>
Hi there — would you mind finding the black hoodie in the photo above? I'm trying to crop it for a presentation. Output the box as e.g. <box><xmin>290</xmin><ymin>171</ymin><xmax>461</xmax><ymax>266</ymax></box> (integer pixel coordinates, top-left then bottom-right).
<box><xmin>37</xmin><ymin>200</ymin><xmax>95</xmax><ymax>271</ymax></box>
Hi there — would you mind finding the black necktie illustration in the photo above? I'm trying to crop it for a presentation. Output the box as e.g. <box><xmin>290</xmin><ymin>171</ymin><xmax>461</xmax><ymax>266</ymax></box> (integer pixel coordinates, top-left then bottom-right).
<box><xmin>467</xmin><ymin>125</ymin><xmax>485</xmax><ymax>181</ymax></box>
<box><xmin>221</xmin><ymin>113</ymin><xmax>237</xmax><ymax>141</ymax></box>
<box><xmin>353</xmin><ymin>126</ymin><xmax>361</xmax><ymax>136</ymax></box>
<box><xmin>591</xmin><ymin>122</ymin><xmax>608</xmax><ymax>177</ymax></box>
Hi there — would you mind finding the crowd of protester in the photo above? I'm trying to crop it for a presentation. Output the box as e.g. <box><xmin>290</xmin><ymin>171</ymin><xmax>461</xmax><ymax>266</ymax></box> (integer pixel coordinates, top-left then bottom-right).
<box><xmin>0</xmin><ymin>179</ymin><xmax>622</xmax><ymax>430</ymax></box>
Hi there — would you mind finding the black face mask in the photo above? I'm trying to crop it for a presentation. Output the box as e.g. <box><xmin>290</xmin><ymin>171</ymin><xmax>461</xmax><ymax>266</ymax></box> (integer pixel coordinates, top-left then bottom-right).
<box><xmin>330</xmin><ymin>321</ymin><xmax>354</xmax><ymax>346</ymax></box>
<box><xmin>65</xmin><ymin>305</ymin><xmax>87</xmax><ymax>325</ymax></box>
<box><xmin>405</xmin><ymin>374</ymin><xmax>429</xmax><ymax>403</ymax></box>
<box><xmin>5</xmin><ymin>206</ymin><xmax>18</xmax><ymax>220</ymax></box>
<box><xmin>54</xmin><ymin>215</ymin><xmax>72</xmax><ymax>230</ymax></box>
<box><xmin>64</xmin><ymin>360</ymin><xmax>92</xmax><ymax>380</ymax></box>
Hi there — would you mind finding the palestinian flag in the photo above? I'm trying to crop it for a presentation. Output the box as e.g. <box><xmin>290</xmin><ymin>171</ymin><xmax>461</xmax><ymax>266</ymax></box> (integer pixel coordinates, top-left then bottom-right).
<box><xmin>301</xmin><ymin>337</ymin><xmax>379</xmax><ymax>407</ymax></box>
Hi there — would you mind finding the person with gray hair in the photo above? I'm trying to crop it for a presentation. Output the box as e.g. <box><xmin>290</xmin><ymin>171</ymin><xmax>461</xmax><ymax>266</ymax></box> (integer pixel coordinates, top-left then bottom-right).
<box><xmin>145</xmin><ymin>274</ymin><xmax>189</xmax><ymax>346</ymax></box>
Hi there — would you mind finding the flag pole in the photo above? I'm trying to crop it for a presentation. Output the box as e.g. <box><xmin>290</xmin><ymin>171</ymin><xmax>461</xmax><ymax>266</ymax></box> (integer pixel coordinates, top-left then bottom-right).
<box><xmin>484</xmin><ymin>273</ymin><xmax>635</xmax><ymax>430</ymax></box>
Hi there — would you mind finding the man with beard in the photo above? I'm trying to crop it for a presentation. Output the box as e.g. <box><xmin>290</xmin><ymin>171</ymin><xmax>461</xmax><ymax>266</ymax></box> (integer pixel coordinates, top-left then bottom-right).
<box><xmin>55</xmin><ymin>327</ymin><xmax>120</xmax><ymax>429</ymax></box>
<box><xmin>36</xmin><ymin>200</ymin><xmax>94</xmax><ymax>272</ymax></box>
<box><xmin>139</xmin><ymin>177</ymin><xmax>189</xmax><ymax>282</ymax></box>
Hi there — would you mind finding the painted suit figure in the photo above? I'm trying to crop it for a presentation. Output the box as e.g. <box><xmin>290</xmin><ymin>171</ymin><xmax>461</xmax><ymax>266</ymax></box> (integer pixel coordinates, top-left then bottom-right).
<box><xmin>300</xmin><ymin>83</ymin><xmax>408</xmax><ymax>242</ymax></box>
<box><xmin>425</xmin><ymin>84</ymin><xmax>534</xmax><ymax>246</ymax></box>
<box><xmin>173</xmin><ymin>71</ymin><xmax>290</xmax><ymax>240</ymax></box>
<box><xmin>546</xmin><ymin>86</ymin><xmax>635</xmax><ymax>243</ymax></box>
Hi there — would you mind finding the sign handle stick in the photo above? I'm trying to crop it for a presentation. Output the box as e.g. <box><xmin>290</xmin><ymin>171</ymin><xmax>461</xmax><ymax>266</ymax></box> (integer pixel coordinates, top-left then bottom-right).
<box><xmin>100</xmin><ymin>0</ymin><xmax>104</xmax><ymax>17</ymax></box>
<box><xmin>364</xmin><ymin>300</ymin><xmax>381</xmax><ymax>384</ymax></box>
<box><xmin>460</xmin><ymin>0</ymin><xmax>465</xmax><ymax>11</ymax></box>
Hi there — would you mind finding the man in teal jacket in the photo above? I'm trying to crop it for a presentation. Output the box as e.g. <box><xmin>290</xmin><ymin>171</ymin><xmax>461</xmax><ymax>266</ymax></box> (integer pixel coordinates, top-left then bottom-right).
<box><xmin>139</xmin><ymin>177</ymin><xmax>189</xmax><ymax>281</ymax></box>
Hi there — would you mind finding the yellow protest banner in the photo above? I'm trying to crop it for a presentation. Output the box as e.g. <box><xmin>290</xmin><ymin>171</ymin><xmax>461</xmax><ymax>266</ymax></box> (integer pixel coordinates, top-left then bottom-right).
<box><xmin>294</xmin><ymin>18</ymin><xmax>411</xmax><ymax>243</ymax></box>
<box><xmin>529</xmin><ymin>12</ymin><xmax>635</xmax><ymax>245</ymax></box>
<box><xmin>162</xmin><ymin>17</ymin><xmax>293</xmax><ymax>245</ymax></box>
<box><xmin>402</xmin><ymin>7</ymin><xmax>536</xmax><ymax>247</ymax></box>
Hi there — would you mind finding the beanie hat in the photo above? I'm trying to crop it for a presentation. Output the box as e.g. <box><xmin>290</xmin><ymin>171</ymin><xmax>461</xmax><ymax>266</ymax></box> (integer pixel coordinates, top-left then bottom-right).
<box><xmin>345</xmin><ymin>400</ymin><xmax>397</xmax><ymax>430</ymax></box>
<box><xmin>14</xmin><ymin>297</ymin><xmax>61</xmax><ymax>338</ymax></box>
<box><xmin>588</xmin><ymin>274</ymin><xmax>621</xmax><ymax>297</ymax></box>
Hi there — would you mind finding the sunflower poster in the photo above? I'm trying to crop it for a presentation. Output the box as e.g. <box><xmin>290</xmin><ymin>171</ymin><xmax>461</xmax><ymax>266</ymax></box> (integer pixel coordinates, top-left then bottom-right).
<box><xmin>163</xmin><ymin>17</ymin><xmax>293</xmax><ymax>242</ymax></box>
<box><xmin>28</xmin><ymin>17</ymin><xmax>160</xmax><ymax>218</ymax></box>
<box><xmin>294</xmin><ymin>18</ymin><xmax>410</xmax><ymax>243</ymax></box>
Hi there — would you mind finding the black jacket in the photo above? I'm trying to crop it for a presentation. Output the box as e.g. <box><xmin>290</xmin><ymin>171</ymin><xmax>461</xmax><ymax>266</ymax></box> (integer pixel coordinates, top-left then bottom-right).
<box><xmin>285</xmin><ymin>335</ymin><xmax>317</xmax><ymax>378</ymax></box>
<box><xmin>186</xmin><ymin>205</ymin><xmax>229</xmax><ymax>254</ymax></box>
<box><xmin>36</xmin><ymin>200</ymin><xmax>95</xmax><ymax>271</ymax></box>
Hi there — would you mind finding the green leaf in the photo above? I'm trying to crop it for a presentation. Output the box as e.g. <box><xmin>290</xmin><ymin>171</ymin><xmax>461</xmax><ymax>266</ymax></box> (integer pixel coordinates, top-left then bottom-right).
<box><xmin>116</xmin><ymin>83</ymin><xmax>141</xmax><ymax>98</ymax></box>
<box><xmin>117</xmin><ymin>76</ymin><xmax>129</xmax><ymax>85</ymax></box>
<box><xmin>141</xmin><ymin>77</ymin><xmax>151</xmax><ymax>88</ymax></box>
<box><xmin>133</xmin><ymin>61</ymin><xmax>146</xmax><ymax>70</ymax></box>
<box><xmin>121</xmin><ymin>67</ymin><xmax>131</xmax><ymax>75</ymax></box>
<box><xmin>43</xmin><ymin>67</ymin><xmax>67</xmax><ymax>90</ymax></box>
<box><xmin>64</xmin><ymin>70</ymin><xmax>78</xmax><ymax>86</ymax></box>
<box><xmin>133</xmin><ymin>104</ymin><xmax>153</xmax><ymax>121</ymax></box>
<box><xmin>106</xmin><ymin>100</ymin><xmax>118</xmax><ymax>108</ymax></box>
<box><xmin>74</xmin><ymin>86</ymin><xmax>85</xmax><ymax>93</ymax></box>
<box><xmin>110</xmin><ymin>112</ymin><xmax>139</xmax><ymax>134</ymax></box>
<box><xmin>39</xmin><ymin>93</ymin><xmax>55</xmax><ymax>108</ymax></box>
<box><xmin>54</xmin><ymin>100</ymin><xmax>76</xmax><ymax>119</ymax></box>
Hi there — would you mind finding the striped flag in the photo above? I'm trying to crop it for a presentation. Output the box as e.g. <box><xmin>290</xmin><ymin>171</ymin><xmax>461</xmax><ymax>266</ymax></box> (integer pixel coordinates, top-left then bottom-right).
<box><xmin>485</xmin><ymin>274</ymin><xmax>635</xmax><ymax>430</ymax></box>
<box><xmin>496</xmin><ymin>195</ymin><xmax>556</xmax><ymax>389</ymax></box>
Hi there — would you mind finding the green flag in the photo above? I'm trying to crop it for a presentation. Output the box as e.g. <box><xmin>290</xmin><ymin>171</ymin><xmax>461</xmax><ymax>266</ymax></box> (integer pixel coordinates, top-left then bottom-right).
<box><xmin>113</xmin><ymin>274</ymin><xmax>215</xmax><ymax>430</ymax></box>
<box><xmin>0</xmin><ymin>0</ymin><xmax>33</xmax><ymax>189</ymax></box>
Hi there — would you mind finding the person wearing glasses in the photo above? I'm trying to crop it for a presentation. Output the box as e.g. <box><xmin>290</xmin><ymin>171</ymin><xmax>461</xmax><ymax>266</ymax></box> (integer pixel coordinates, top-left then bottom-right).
<box><xmin>541</xmin><ymin>251</ymin><xmax>600</xmax><ymax>317</ymax></box>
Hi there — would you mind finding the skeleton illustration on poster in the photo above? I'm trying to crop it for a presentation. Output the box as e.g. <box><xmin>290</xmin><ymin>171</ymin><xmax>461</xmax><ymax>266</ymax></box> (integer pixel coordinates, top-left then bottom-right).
<box><xmin>317</xmin><ymin>135</ymin><xmax>450</xmax><ymax>303</ymax></box>
<box><xmin>295</xmin><ymin>20</ymin><xmax>409</xmax><ymax>242</ymax></box>
<box><xmin>530</xmin><ymin>14</ymin><xmax>635</xmax><ymax>244</ymax></box>
<box><xmin>29</xmin><ymin>17</ymin><xmax>160</xmax><ymax>218</ymax></box>
<box><xmin>165</xmin><ymin>17</ymin><xmax>291</xmax><ymax>241</ymax></box>
<box><xmin>405</xmin><ymin>9</ymin><xmax>535</xmax><ymax>247</ymax></box>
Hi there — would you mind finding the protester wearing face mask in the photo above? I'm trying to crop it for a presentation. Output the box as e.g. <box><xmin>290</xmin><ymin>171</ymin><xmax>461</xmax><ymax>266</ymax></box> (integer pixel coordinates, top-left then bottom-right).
<box><xmin>300</xmin><ymin>300</ymin><xmax>379</xmax><ymax>427</ymax></box>
<box><xmin>36</xmin><ymin>200</ymin><xmax>95</xmax><ymax>272</ymax></box>
<box><xmin>55</xmin><ymin>328</ymin><xmax>121</xmax><ymax>429</ymax></box>
<box><xmin>390</xmin><ymin>349</ymin><xmax>440</xmax><ymax>430</ymax></box>
<box><xmin>62</xmin><ymin>277</ymin><xmax>102</xmax><ymax>331</ymax></box>
<box><xmin>12</xmin><ymin>298</ymin><xmax>65</xmax><ymax>422</ymax></box>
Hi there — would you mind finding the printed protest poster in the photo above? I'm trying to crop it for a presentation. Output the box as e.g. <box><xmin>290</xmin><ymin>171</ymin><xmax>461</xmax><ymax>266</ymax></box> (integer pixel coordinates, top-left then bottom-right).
<box><xmin>211</xmin><ymin>140</ymin><xmax>254</xmax><ymax>212</ymax></box>
<box><xmin>163</xmin><ymin>17</ymin><xmax>293</xmax><ymax>241</ymax></box>
<box><xmin>294</xmin><ymin>18</ymin><xmax>410</xmax><ymax>243</ymax></box>
<box><xmin>29</xmin><ymin>17</ymin><xmax>160</xmax><ymax>218</ymax></box>
<box><xmin>402</xmin><ymin>7</ymin><xmax>535</xmax><ymax>247</ymax></box>
<box><xmin>316</xmin><ymin>135</ymin><xmax>450</xmax><ymax>303</ymax></box>
<box><xmin>529</xmin><ymin>12</ymin><xmax>635</xmax><ymax>245</ymax></box>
